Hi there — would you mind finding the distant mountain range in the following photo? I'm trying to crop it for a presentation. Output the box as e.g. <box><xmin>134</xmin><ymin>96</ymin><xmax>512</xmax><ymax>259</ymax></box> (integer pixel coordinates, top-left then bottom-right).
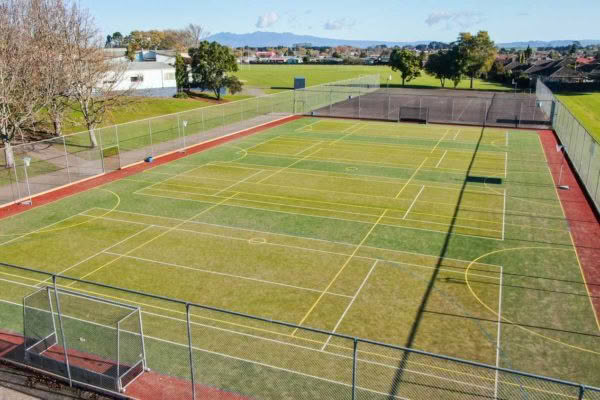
<box><xmin>204</xmin><ymin>31</ymin><xmax>428</xmax><ymax>48</ymax></box>
<box><xmin>204</xmin><ymin>31</ymin><xmax>600</xmax><ymax>49</ymax></box>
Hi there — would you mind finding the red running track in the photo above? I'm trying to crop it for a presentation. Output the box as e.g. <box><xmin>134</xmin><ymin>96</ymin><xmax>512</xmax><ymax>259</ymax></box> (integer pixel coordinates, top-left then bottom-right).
<box><xmin>538</xmin><ymin>130</ymin><xmax>600</xmax><ymax>325</ymax></box>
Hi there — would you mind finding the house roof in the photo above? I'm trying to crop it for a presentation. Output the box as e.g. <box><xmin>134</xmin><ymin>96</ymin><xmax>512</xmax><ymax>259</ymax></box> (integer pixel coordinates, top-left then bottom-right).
<box><xmin>127</xmin><ymin>62</ymin><xmax>174</xmax><ymax>71</ymax></box>
<box><xmin>524</xmin><ymin>58</ymin><xmax>573</xmax><ymax>75</ymax></box>
<box><xmin>576</xmin><ymin>57</ymin><xmax>596</xmax><ymax>65</ymax></box>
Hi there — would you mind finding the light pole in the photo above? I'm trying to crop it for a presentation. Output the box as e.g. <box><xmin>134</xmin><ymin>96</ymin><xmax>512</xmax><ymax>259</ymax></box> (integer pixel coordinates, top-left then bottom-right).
<box><xmin>556</xmin><ymin>144</ymin><xmax>570</xmax><ymax>190</ymax></box>
<box><xmin>22</xmin><ymin>156</ymin><xmax>32</xmax><ymax>205</ymax></box>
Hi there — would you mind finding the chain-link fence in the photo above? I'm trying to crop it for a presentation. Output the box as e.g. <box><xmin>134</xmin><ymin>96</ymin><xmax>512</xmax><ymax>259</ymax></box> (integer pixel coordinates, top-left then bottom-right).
<box><xmin>305</xmin><ymin>87</ymin><xmax>553</xmax><ymax>129</ymax></box>
<box><xmin>1</xmin><ymin>261</ymin><xmax>598</xmax><ymax>399</ymax></box>
<box><xmin>0</xmin><ymin>75</ymin><xmax>382</xmax><ymax>208</ymax></box>
<box><xmin>536</xmin><ymin>79</ymin><xmax>600</xmax><ymax>214</ymax></box>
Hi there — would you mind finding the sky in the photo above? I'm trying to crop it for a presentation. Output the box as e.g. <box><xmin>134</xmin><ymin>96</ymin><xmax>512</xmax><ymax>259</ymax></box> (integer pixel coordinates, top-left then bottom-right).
<box><xmin>80</xmin><ymin>0</ymin><xmax>600</xmax><ymax>43</ymax></box>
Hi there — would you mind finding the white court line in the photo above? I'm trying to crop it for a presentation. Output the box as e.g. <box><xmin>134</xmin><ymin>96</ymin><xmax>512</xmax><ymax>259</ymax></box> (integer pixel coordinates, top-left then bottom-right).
<box><xmin>453</xmin><ymin>130</ymin><xmax>461</xmax><ymax>141</ymax></box>
<box><xmin>504</xmin><ymin>152</ymin><xmax>508</xmax><ymax>179</ymax></box>
<box><xmin>430</xmin><ymin>129</ymin><xmax>450</xmax><ymax>154</ymax></box>
<box><xmin>502</xmin><ymin>189</ymin><xmax>507</xmax><ymax>241</ymax></box>
<box><xmin>505</xmin><ymin>131</ymin><xmax>509</xmax><ymax>147</ymax></box>
<box><xmin>395</xmin><ymin>159</ymin><xmax>428</xmax><ymax>199</ymax></box>
<box><xmin>328</xmin><ymin>123</ymin><xmax>364</xmax><ymax>146</ymax></box>
<box><xmin>294</xmin><ymin>140</ymin><xmax>322</xmax><ymax>156</ymax></box>
<box><xmin>403</xmin><ymin>186</ymin><xmax>425</xmax><ymax>220</ymax></box>
<box><xmin>38</xmin><ymin>225</ymin><xmax>155</xmax><ymax>286</ymax></box>
<box><xmin>256</xmin><ymin>148</ymin><xmax>322</xmax><ymax>184</ymax></box>
<box><xmin>320</xmin><ymin>260</ymin><xmax>378</xmax><ymax>351</ymax></box>
<box><xmin>0</xmin><ymin>213</ymin><xmax>83</xmax><ymax>247</ymax></box>
<box><xmin>86</xmin><ymin>207</ymin><xmax>504</xmax><ymax>269</ymax></box>
<box><xmin>435</xmin><ymin>150</ymin><xmax>448</xmax><ymax>168</ymax></box>
<box><xmin>213</xmin><ymin>169</ymin><xmax>264</xmax><ymax>196</ymax></box>
<box><xmin>103</xmin><ymin>251</ymin><xmax>352</xmax><ymax>298</ymax></box>
<box><xmin>494</xmin><ymin>266</ymin><xmax>504</xmax><ymax>400</ymax></box>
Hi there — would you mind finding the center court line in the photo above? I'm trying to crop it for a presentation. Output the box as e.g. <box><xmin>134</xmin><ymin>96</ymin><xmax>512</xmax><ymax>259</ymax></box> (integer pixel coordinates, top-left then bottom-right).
<box><xmin>435</xmin><ymin>150</ymin><xmax>448</xmax><ymax>168</ymax></box>
<box><xmin>67</xmin><ymin>192</ymin><xmax>240</xmax><ymax>286</ymax></box>
<box><xmin>320</xmin><ymin>260</ymin><xmax>378</xmax><ymax>351</ymax></box>
<box><xmin>403</xmin><ymin>186</ymin><xmax>425</xmax><ymax>219</ymax></box>
<box><xmin>102</xmin><ymin>251</ymin><xmax>353</xmax><ymax>298</ymax></box>
<box><xmin>256</xmin><ymin>148</ymin><xmax>322</xmax><ymax>184</ymax></box>
<box><xmin>291</xmin><ymin>208</ymin><xmax>389</xmax><ymax>336</ymax></box>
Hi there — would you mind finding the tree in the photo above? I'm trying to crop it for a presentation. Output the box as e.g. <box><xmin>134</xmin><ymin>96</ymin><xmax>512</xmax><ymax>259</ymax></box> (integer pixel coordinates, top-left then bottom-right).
<box><xmin>456</xmin><ymin>31</ymin><xmax>497</xmax><ymax>89</ymax></box>
<box><xmin>285</xmin><ymin>48</ymin><xmax>294</xmax><ymax>56</ymax></box>
<box><xmin>111</xmin><ymin>31</ymin><xmax>123</xmax><ymax>47</ymax></box>
<box><xmin>182</xmin><ymin>23</ymin><xmax>208</xmax><ymax>49</ymax></box>
<box><xmin>105</xmin><ymin>34</ymin><xmax>112</xmax><ymax>48</ymax></box>
<box><xmin>62</xmin><ymin>3</ymin><xmax>136</xmax><ymax>147</ymax></box>
<box><xmin>189</xmin><ymin>41</ymin><xmax>243</xmax><ymax>100</ymax></box>
<box><xmin>389</xmin><ymin>49</ymin><xmax>422</xmax><ymax>86</ymax></box>
<box><xmin>175</xmin><ymin>53</ymin><xmax>188</xmax><ymax>93</ymax></box>
<box><xmin>424</xmin><ymin>52</ymin><xmax>449</xmax><ymax>87</ymax></box>
<box><xmin>125</xmin><ymin>41</ymin><xmax>139</xmax><ymax>61</ymax></box>
<box><xmin>524</xmin><ymin>45</ymin><xmax>533</xmax><ymax>59</ymax></box>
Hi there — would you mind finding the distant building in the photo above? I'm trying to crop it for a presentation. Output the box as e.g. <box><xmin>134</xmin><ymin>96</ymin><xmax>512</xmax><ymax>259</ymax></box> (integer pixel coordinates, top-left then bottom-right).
<box><xmin>293</xmin><ymin>43</ymin><xmax>312</xmax><ymax>49</ymax></box>
<box><xmin>111</xmin><ymin>62</ymin><xmax>177</xmax><ymax>97</ymax></box>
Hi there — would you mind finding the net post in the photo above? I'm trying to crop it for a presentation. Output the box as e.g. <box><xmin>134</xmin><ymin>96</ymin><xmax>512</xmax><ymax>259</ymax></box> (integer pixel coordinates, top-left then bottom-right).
<box><xmin>352</xmin><ymin>338</ymin><xmax>358</xmax><ymax>400</ymax></box>
<box><xmin>177</xmin><ymin>114</ymin><xmax>183</xmax><ymax>150</ymax></box>
<box><xmin>186</xmin><ymin>303</ymin><xmax>196</xmax><ymax>400</ymax></box>
<box><xmin>62</xmin><ymin>136</ymin><xmax>72</xmax><ymax>183</ymax></box>
<box><xmin>579</xmin><ymin>385</ymin><xmax>586</xmax><ymax>400</ymax></box>
<box><xmin>52</xmin><ymin>276</ymin><xmax>73</xmax><ymax>387</ymax></box>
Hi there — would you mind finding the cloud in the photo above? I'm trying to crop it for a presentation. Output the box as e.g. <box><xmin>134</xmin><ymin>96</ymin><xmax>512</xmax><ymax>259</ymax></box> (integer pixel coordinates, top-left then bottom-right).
<box><xmin>323</xmin><ymin>18</ymin><xmax>356</xmax><ymax>31</ymax></box>
<box><xmin>256</xmin><ymin>12</ymin><xmax>279</xmax><ymax>29</ymax></box>
<box><xmin>425</xmin><ymin>11</ymin><xmax>484</xmax><ymax>29</ymax></box>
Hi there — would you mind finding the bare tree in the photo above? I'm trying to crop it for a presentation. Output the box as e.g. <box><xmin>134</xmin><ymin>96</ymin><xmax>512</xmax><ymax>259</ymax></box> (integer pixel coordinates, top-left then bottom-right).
<box><xmin>182</xmin><ymin>23</ymin><xmax>209</xmax><ymax>49</ymax></box>
<box><xmin>0</xmin><ymin>0</ymin><xmax>54</xmax><ymax>167</ymax></box>
<box><xmin>61</xmin><ymin>3</ymin><xmax>136</xmax><ymax>147</ymax></box>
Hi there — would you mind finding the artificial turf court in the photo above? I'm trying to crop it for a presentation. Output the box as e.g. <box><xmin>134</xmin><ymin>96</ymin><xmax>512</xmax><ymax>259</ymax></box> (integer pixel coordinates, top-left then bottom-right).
<box><xmin>1</xmin><ymin>117</ymin><xmax>600</xmax><ymax>397</ymax></box>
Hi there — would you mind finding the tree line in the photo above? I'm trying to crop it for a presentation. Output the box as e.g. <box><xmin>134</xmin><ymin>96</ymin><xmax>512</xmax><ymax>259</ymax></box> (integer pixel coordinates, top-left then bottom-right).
<box><xmin>389</xmin><ymin>31</ymin><xmax>497</xmax><ymax>89</ymax></box>
<box><xmin>0</xmin><ymin>0</ymin><xmax>135</xmax><ymax>167</ymax></box>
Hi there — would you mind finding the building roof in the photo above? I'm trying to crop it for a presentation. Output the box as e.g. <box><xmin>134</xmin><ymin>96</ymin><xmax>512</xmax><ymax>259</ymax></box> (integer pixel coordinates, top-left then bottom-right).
<box><xmin>576</xmin><ymin>57</ymin><xmax>596</xmax><ymax>65</ymax></box>
<box><xmin>127</xmin><ymin>62</ymin><xmax>174</xmax><ymax>71</ymax></box>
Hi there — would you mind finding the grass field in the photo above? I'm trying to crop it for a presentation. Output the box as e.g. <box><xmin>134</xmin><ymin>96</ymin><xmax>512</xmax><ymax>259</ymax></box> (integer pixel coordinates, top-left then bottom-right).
<box><xmin>235</xmin><ymin>65</ymin><xmax>513</xmax><ymax>94</ymax></box>
<box><xmin>557</xmin><ymin>92</ymin><xmax>600</xmax><ymax>142</ymax></box>
<box><xmin>1</xmin><ymin>117</ymin><xmax>599</xmax><ymax>397</ymax></box>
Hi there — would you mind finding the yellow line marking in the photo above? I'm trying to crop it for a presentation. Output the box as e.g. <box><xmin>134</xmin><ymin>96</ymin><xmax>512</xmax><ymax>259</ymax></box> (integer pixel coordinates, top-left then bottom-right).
<box><xmin>465</xmin><ymin>246</ymin><xmax>600</xmax><ymax>355</ymax></box>
<box><xmin>256</xmin><ymin>148</ymin><xmax>322</xmax><ymax>184</ymax></box>
<box><xmin>537</xmin><ymin>135</ymin><xmax>600</xmax><ymax>333</ymax></box>
<box><xmin>291</xmin><ymin>209</ymin><xmax>389</xmax><ymax>335</ymax></box>
<box><xmin>0</xmin><ymin>189</ymin><xmax>121</xmax><ymax>239</ymax></box>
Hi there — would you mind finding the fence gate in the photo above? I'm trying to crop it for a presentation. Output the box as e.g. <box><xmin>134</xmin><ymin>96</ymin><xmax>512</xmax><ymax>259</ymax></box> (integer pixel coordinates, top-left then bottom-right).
<box><xmin>23</xmin><ymin>286</ymin><xmax>146</xmax><ymax>394</ymax></box>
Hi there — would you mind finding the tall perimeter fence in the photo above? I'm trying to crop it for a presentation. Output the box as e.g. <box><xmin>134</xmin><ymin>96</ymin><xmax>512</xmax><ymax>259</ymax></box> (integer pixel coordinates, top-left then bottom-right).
<box><xmin>536</xmin><ymin>79</ymin><xmax>600</xmax><ymax>214</ymax></box>
<box><xmin>1</xmin><ymin>262</ymin><xmax>600</xmax><ymax>399</ymax></box>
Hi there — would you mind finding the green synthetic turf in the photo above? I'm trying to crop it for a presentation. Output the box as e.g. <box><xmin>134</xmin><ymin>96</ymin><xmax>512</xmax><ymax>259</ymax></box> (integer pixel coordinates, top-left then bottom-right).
<box><xmin>557</xmin><ymin>92</ymin><xmax>600</xmax><ymax>142</ymax></box>
<box><xmin>0</xmin><ymin>118</ymin><xmax>598</xmax><ymax>397</ymax></box>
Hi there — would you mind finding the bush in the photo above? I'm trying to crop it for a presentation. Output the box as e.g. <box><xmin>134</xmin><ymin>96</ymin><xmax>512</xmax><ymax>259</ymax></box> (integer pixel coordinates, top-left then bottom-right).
<box><xmin>173</xmin><ymin>92</ymin><xmax>189</xmax><ymax>99</ymax></box>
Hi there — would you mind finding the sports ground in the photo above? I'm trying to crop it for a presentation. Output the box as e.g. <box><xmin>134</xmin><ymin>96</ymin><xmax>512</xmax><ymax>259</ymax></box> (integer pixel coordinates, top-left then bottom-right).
<box><xmin>1</xmin><ymin>117</ymin><xmax>600</xmax><ymax>397</ymax></box>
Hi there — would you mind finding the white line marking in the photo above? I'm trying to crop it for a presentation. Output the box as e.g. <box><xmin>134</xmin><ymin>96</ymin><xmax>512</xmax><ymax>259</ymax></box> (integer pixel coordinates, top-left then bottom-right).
<box><xmin>395</xmin><ymin>159</ymin><xmax>428</xmax><ymax>199</ymax></box>
<box><xmin>494</xmin><ymin>266</ymin><xmax>504</xmax><ymax>399</ymax></box>
<box><xmin>430</xmin><ymin>129</ymin><xmax>450</xmax><ymax>154</ymax></box>
<box><xmin>213</xmin><ymin>169</ymin><xmax>264</xmax><ymax>196</ymax></box>
<box><xmin>403</xmin><ymin>186</ymin><xmax>425</xmax><ymax>219</ymax></box>
<box><xmin>453</xmin><ymin>130</ymin><xmax>461</xmax><ymax>141</ymax></box>
<box><xmin>294</xmin><ymin>140</ymin><xmax>322</xmax><ymax>156</ymax></box>
<box><xmin>103</xmin><ymin>251</ymin><xmax>352</xmax><ymax>298</ymax></box>
<box><xmin>505</xmin><ymin>131</ymin><xmax>509</xmax><ymax>147</ymax></box>
<box><xmin>321</xmin><ymin>260</ymin><xmax>378</xmax><ymax>351</ymax></box>
<box><xmin>504</xmin><ymin>152</ymin><xmax>508</xmax><ymax>179</ymax></box>
<box><xmin>502</xmin><ymin>189</ymin><xmax>507</xmax><ymax>241</ymax></box>
<box><xmin>456</xmin><ymin>99</ymin><xmax>473</xmax><ymax>121</ymax></box>
<box><xmin>435</xmin><ymin>150</ymin><xmax>448</xmax><ymax>168</ymax></box>
<box><xmin>256</xmin><ymin>148</ymin><xmax>322</xmax><ymax>184</ymax></box>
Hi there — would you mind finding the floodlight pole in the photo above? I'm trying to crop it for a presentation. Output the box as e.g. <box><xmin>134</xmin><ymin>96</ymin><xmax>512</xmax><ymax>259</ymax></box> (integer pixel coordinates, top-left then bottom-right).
<box><xmin>182</xmin><ymin>120</ymin><xmax>188</xmax><ymax>152</ymax></box>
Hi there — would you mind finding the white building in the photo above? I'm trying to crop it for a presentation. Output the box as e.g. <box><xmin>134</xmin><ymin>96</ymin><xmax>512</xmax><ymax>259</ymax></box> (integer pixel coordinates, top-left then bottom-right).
<box><xmin>114</xmin><ymin>62</ymin><xmax>177</xmax><ymax>97</ymax></box>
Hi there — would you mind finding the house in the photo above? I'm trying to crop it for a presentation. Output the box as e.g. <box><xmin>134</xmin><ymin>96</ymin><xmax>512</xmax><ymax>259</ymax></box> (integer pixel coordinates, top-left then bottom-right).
<box><xmin>110</xmin><ymin>62</ymin><xmax>177</xmax><ymax>97</ymax></box>
<box><xmin>524</xmin><ymin>58</ymin><xmax>585</xmax><ymax>83</ymax></box>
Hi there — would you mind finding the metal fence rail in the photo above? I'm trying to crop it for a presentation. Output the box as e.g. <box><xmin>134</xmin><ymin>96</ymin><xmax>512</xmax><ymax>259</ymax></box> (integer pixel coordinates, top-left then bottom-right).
<box><xmin>0</xmin><ymin>75</ymin><xmax>380</xmax><ymax>208</ymax></box>
<box><xmin>536</xmin><ymin>79</ymin><xmax>600</xmax><ymax>214</ymax></box>
<box><xmin>1</xmin><ymin>261</ymin><xmax>599</xmax><ymax>399</ymax></box>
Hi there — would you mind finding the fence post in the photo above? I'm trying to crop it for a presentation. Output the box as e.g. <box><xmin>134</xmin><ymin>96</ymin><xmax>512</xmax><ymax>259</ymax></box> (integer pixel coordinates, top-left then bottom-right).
<box><xmin>97</xmin><ymin>128</ymin><xmax>105</xmax><ymax>173</ymax></box>
<box><xmin>52</xmin><ymin>276</ymin><xmax>72</xmax><ymax>387</ymax></box>
<box><xmin>62</xmin><ymin>137</ymin><xmax>72</xmax><ymax>183</ymax></box>
<box><xmin>578</xmin><ymin>385</ymin><xmax>585</xmax><ymax>400</ymax></box>
<box><xmin>352</xmin><ymin>338</ymin><xmax>358</xmax><ymax>400</ymax></box>
<box><xmin>117</xmin><ymin>320</ymin><xmax>121</xmax><ymax>392</ymax></box>
<box><xmin>115</xmin><ymin>126</ymin><xmax>122</xmax><ymax>169</ymax></box>
<box><xmin>186</xmin><ymin>303</ymin><xmax>196</xmax><ymax>400</ymax></box>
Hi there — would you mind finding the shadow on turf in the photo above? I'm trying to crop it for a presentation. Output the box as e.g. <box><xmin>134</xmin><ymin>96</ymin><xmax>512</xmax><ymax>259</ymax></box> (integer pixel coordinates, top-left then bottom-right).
<box><xmin>387</xmin><ymin>98</ymin><xmax>498</xmax><ymax>399</ymax></box>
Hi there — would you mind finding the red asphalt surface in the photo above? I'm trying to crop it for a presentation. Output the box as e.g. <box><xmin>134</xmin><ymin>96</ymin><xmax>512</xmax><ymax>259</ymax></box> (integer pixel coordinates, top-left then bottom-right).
<box><xmin>0</xmin><ymin>115</ymin><xmax>300</xmax><ymax>220</ymax></box>
<box><xmin>538</xmin><ymin>130</ymin><xmax>600</xmax><ymax>323</ymax></box>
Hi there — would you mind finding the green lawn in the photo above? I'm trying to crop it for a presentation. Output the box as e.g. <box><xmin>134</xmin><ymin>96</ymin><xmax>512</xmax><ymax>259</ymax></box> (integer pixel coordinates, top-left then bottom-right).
<box><xmin>557</xmin><ymin>92</ymin><xmax>600</xmax><ymax>142</ymax></box>
<box><xmin>1</xmin><ymin>118</ymin><xmax>598</xmax><ymax>398</ymax></box>
<box><xmin>235</xmin><ymin>65</ymin><xmax>513</xmax><ymax>93</ymax></box>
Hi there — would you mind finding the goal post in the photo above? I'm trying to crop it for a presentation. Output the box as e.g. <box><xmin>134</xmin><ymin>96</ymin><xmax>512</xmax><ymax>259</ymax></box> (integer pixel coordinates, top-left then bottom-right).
<box><xmin>23</xmin><ymin>286</ymin><xmax>146</xmax><ymax>394</ymax></box>
<box><xmin>399</xmin><ymin>106</ymin><xmax>429</xmax><ymax>124</ymax></box>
